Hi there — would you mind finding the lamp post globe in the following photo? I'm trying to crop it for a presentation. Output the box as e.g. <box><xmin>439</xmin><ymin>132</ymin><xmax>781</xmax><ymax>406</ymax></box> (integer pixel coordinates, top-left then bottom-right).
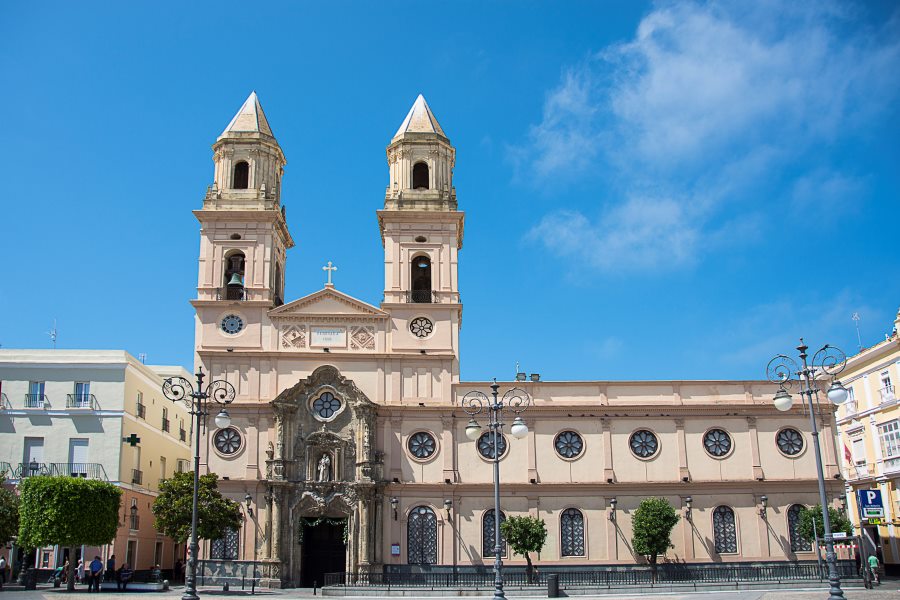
<box><xmin>510</xmin><ymin>416</ymin><xmax>528</xmax><ymax>439</ymax></box>
<box><xmin>215</xmin><ymin>409</ymin><xmax>232</xmax><ymax>429</ymax></box>
<box><xmin>826</xmin><ymin>381</ymin><xmax>849</xmax><ymax>405</ymax></box>
<box><xmin>773</xmin><ymin>388</ymin><xmax>794</xmax><ymax>412</ymax></box>
<box><xmin>465</xmin><ymin>418</ymin><xmax>482</xmax><ymax>441</ymax></box>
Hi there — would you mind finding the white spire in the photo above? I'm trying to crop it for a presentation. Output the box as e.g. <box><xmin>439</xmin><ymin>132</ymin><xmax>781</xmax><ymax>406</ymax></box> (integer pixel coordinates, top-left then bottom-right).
<box><xmin>222</xmin><ymin>91</ymin><xmax>274</xmax><ymax>137</ymax></box>
<box><xmin>393</xmin><ymin>94</ymin><xmax>446</xmax><ymax>140</ymax></box>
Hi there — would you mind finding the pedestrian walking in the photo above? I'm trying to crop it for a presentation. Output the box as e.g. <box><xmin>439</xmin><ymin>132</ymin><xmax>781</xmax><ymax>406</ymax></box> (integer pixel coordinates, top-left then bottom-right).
<box><xmin>867</xmin><ymin>553</ymin><xmax>880</xmax><ymax>585</ymax></box>
<box><xmin>77</xmin><ymin>558</ymin><xmax>85</xmax><ymax>584</ymax></box>
<box><xmin>89</xmin><ymin>555</ymin><xmax>103</xmax><ymax>592</ymax></box>
<box><xmin>106</xmin><ymin>554</ymin><xmax>115</xmax><ymax>582</ymax></box>
<box><xmin>0</xmin><ymin>554</ymin><xmax>7</xmax><ymax>588</ymax></box>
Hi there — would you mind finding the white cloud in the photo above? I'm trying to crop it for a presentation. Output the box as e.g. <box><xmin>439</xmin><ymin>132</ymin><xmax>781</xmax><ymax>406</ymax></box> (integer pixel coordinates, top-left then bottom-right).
<box><xmin>520</xmin><ymin>1</ymin><xmax>900</xmax><ymax>272</ymax></box>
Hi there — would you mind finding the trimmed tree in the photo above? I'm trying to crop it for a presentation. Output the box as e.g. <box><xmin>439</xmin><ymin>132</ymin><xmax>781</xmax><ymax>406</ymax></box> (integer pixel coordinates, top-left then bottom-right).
<box><xmin>18</xmin><ymin>476</ymin><xmax>121</xmax><ymax>591</ymax></box>
<box><xmin>631</xmin><ymin>497</ymin><xmax>680</xmax><ymax>577</ymax></box>
<box><xmin>499</xmin><ymin>515</ymin><xmax>547</xmax><ymax>583</ymax></box>
<box><xmin>152</xmin><ymin>471</ymin><xmax>241</xmax><ymax>543</ymax></box>
<box><xmin>798</xmin><ymin>505</ymin><xmax>853</xmax><ymax>544</ymax></box>
<box><xmin>0</xmin><ymin>472</ymin><xmax>19</xmax><ymax>546</ymax></box>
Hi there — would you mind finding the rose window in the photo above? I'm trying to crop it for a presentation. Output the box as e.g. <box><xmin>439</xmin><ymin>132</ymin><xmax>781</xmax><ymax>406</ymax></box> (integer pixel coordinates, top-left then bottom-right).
<box><xmin>409</xmin><ymin>317</ymin><xmax>434</xmax><ymax>338</ymax></box>
<box><xmin>477</xmin><ymin>431</ymin><xmax>507</xmax><ymax>459</ymax></box>
<box><xmin>214</xmin><ymin>427</ymin><xmax>241</xmax><ymax>455</ymax></box>
<box><xmin>703</xmin><ymin>429</ymin><xmax>732</xmax><ymax>457</ymax></box>
<box><xmin>777</xmin><ymin>428</ymin><xmax>804</xmax><ymax>455</ymax></box>
<box><xmin>312</xmin><ymin>392</ymin><xmax>341</xmax><ymax>420</ymax></box>
<box><xmin>629</xmin><ymin>429</ymin><xmax>659</xmax><ymax>458</ymax></box>
<box><xmin>408</xmin><ymin>431</ymin><xmax>437</xmax><ymax>459</ymax></box>
<box><xmin>554</xmin><ymin>430</ymin><xmax>584</xmax><ymax>459</ymax></box>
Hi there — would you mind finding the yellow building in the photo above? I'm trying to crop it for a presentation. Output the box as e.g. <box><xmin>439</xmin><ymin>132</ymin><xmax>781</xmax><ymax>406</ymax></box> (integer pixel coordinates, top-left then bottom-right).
<box><xmin>837</xmin><ymin>308</ymin><xmax>900</xmax><ymax>573</ymax></box>
<box><xmin>0</xmin><ymin>350</ymin><xmax>193</xmax><ymax>576</ymax></box>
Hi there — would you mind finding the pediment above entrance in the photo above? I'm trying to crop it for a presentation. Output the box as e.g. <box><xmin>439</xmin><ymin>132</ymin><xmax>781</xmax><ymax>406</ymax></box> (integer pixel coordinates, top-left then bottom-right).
<box><xmin>269</xmin><ymin>287</ymin><xmax>388</xmax><ymax>319</ymax></box>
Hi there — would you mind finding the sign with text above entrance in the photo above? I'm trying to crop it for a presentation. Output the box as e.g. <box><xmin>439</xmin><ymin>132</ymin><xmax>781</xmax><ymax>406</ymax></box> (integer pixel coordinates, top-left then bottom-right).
<box><xmin>858</xmin><ymin>489</ymin><xmax>885</xmax><ymax>519</ymax></box>
<box><xmin>311</xmin><ymin>326</ymin><xmax>347</xmax><ymax>348</ymax></box>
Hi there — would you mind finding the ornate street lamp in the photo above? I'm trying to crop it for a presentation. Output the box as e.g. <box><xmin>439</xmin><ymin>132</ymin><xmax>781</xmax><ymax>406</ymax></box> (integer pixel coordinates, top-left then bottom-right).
<box><xmin>766</xmin><ymin>340</ymin><xmax>849</xmax><ymax>600</ymax></box>
<box><xmin>162</xmin><ymin>367</ymin><xmax>235</xmax><ymax>600</ymax></box>
<box><xmin>463</xmin><ymin>379</ymin><xmax>531</xmax><ymax>600</ymax></box>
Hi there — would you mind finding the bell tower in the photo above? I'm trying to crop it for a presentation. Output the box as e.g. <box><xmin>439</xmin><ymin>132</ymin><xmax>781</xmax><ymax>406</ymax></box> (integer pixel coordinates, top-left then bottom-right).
<box><xmin>193</xmin><ymin>92</ymin><xmax>294</xmax><ymax>353</ymax></box>
<box><xmin>378</xmin><ymin>95</ymin><xmax>464</xmax><ymax>375</ymax></box>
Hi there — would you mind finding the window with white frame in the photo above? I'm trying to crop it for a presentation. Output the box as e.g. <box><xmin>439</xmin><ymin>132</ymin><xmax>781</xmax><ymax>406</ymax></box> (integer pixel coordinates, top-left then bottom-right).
<box><xmin>879</xmin><ymin>420</ymin><xmax>900</xmax><ymax>462</ymax></box>
<box><xmin>852</xmin><ymin>437</ymin><xmax>868</xmax><ymax>467</ymax></box>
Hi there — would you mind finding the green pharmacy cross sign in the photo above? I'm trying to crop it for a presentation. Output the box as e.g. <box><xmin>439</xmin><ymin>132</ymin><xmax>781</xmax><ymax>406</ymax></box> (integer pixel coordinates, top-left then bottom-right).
<box><xmin>122</xmin><ymin>434</ymin><xmax>141</xmax><ymax>447</ymax></box>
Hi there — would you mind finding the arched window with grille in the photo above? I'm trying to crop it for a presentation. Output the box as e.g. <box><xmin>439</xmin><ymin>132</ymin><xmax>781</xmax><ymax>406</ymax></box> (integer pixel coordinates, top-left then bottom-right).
<box><xmin>560</xmin><ymin>508</ymin><xmax>585</xmax><ymax>557</ymax></box>
<box><xmin>407</xmin><ymin>506</ymin><xmax>437</xmax><ymax>564</ymax></box>
<box><xmin>211</xmin><ymin>527</ymin><xmax>239</xmax><ymax>560</ymax></box>
<box><xmin>788</xmin><ymin>504</ymin><xmax>812</xmax><ymax>552</ymax></box>
<box><xmin>713</xmin><ymin>506</ymin><xmax>738</xmax><ymax>554</ymax></box>
<box><xmin>483</xmin><ymin>509</ymin><xmax>507</xmax><ymax>558</ymax></box>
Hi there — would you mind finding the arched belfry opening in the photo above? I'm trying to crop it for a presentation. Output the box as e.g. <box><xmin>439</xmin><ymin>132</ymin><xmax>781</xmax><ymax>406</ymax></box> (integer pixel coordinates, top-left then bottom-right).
<box><xmin>224</xmin><ymin>251</ymin><xmax>246</xmax><ymax>300</ymax></box>
<box><xmin>410</xmin><ymin>255</ymin><xmax>432</xmax><ymax>303</ymax></box>
<box><xmin>412</xmin><ymin>162</ymin><xmax>429</xmax><ymax>190</ymax></box>
<box><xmin>233</xmin><ymin>161</ymin><xmax>250</xmax><ymax>189</ymax></box>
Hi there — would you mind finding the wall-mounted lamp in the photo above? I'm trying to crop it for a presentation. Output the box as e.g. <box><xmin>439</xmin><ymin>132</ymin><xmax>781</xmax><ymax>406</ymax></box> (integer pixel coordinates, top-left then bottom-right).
<box><xmin>390</xmin><ymin>497</ymin><xmax>399</xmax><ymax>521</ymax></box>
<box><xmin>759</xmin><ymin>495</ymin><xmax>768</xmax><ymax>518</ymax></box>
<box><xmin>245</xmin><ymin>493</ymin><xmax>254</xmax><ymax>518</ymax></box>
<box><xmin>685</xmin><ymin>496</ymin><xmax>693</xmax><ymax>521</ymax></box>
<box><xmin>443</xmin><ymin>498</ymin><xmax>453</xmax><ymax>519</ymax></box>
<box><xmin>609</xmin><ymin>497</ymin><xmax>617</xmax><ymax>521</ymax></box>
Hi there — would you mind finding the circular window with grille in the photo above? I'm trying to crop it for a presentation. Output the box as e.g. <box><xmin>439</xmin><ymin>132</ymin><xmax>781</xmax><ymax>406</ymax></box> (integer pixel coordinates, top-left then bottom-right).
<box><xmin>554</xmin><ymin>430</ymin><xmax>584</xmax><ymax>459</ymax></box>
<box><xmin>703</xmin><ymin>428</ymin><xmax>733</xmax><ymax>458</ymax></box>
<box><xmin>477</xmin><ymin>431</ymin><xmax>508</xmax><ymax>460</ymax></box>
<box><xmin>409</xmin><ymin>317</ymin><xmax>434</xmax><ymax>338</ymax></box>
<box><xmin>776</xmin><ymin>428</ymin><xmax>804</xmax><ymax>456</ymax></box>
<box><xmin>311</xmin><ymin>391</ymin><xmax>343</xmax><ymax>422</ymax></box>
<box><xmin>213</xmin><ymin>427</ymin><xmax>242</xmax><ymax>455</ymax></box>
<box><xmin>407</xmin><ymin>431</ymin><xmax>438</xmax><ymax>461</ymax></box>
<box><xmin>629</xmin><ymin>429</ymin><xmax>660</xmax><ymax>459</ymax></box>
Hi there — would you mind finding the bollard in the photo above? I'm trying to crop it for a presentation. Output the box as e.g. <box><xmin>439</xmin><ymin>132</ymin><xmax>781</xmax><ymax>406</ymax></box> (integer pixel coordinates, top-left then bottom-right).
<box><xmin>224</xmin><ymin>582</ymin><xmax>230</xmax><ymax>592</ymax></box>
<box><xmin>547</xmin><ymin>573</ymin><xmax>559</xmax><ymax>598</ymax></box>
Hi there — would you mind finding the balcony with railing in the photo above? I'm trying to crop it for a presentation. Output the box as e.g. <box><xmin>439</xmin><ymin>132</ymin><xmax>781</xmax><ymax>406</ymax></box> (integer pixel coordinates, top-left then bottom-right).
<box><xmin>24</xmin><ymin>394</ymin><xmax>47</xmax><ymax>408</ymax></box>
<box><xmin>132</xmin><ymin>469</ymin><xmax>143</xmax><ymax>485</ymax></box>
<box><xmin>216</xmin><ymin>287</ymin><xmax>246</xmax><ymax>301</ymax></box>
<box><xmin>161</xmin><ymin>418</ymin><xmax>170</xmax><ymax>433</ymax></box>
<box><xmin>3</xmin><ymin>462</ymin><xmax>109</xmax><ymax>480</ymax></box>
<box><xmin>881</xmin><ymin>385</ymin><xmax>896</xmax><ymax>404</ymax></box>
<box><xmin>179</xmin><ymin>427</ymin><xmax>187</xmax><ymax>442</ymax></box>
<box><xmin>406</xmin><ymin>289</ymin><xmax>438</xmax><ymax>303</ymax></box>
<box><xmin>129</xmin><ymin>514</ymin><xmax>140</xmax><ymax>530</ymax></box>
<box><xmin>66</xmin><ymin>393</ymin><xmax>97</xmax><ymax>409</ymax></box>
<box><xmin>136</xmin><ymin>402</ymin><xmax>146</xmax><ymax>419</ymax></box>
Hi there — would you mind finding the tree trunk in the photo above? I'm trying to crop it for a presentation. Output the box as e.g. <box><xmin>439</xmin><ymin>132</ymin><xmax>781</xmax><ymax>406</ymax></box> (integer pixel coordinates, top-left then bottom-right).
<box><xmin>66</xmin><ymin>547</ymin><xmax>76</xmax><ymax>592</ymax></box>
<box><xmin>525</xmin><ymin>552</ymin><xmax>534</xmax><ymax>584</ymax></box>
<box><xmin>649</xmin><ymin>554</ymin><xmax>658</xmax><ymax>583</ymax></box>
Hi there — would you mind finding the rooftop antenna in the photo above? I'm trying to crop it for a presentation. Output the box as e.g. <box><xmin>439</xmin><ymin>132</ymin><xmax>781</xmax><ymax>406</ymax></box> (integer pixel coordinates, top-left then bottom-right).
<box><xmin>515</xmin><ymin>361</ymin><xmax>520</xmax><ymax>377</ymax></box>
<box><xmin>47</xmin><ymin>320</ymin><xmax>58</xmax><ymax>349</ymax></box>
<box><xmin>852</xmin><ymin>312</ymin><xmax>862</xmax><ymax>351</ymax></box>
<box><xmin>138</xmin><ymin>353</ymin><xmax>147</xmax><ymax>364</ymax></box>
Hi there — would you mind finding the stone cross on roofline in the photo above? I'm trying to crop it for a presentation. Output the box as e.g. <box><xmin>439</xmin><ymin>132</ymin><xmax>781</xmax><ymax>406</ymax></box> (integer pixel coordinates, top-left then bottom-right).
<box><xmin>323</xmin><ymin>261</ymin><xmax>337</xmax><ymax>287</ymax></box>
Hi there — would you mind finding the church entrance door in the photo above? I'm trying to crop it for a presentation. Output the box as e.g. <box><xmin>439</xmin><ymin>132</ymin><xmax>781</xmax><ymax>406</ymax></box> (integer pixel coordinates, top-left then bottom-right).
<box><xmin>300</xmin><ymin>519</ymin><xmax>346</xmax><ymax>587</ymax></box>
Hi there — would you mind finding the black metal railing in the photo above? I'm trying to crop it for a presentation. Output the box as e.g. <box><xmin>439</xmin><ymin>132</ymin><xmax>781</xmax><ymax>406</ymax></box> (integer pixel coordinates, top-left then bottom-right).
<box><xmin>217</xmin><ymin>287</ymin><xmax>246</xmax><ymax>301</ymax></box>
<box><xmin>0</xmin><ymin>393</ymin><xmax>9</xmax><ymax>409</ymax></box>
<box><xmin>179</xmin><ymin>427</ymin><xmax>187</xmax><ymax>442</ymax></box>
<box><xmin>162</xmin><ymin>418</ymin><xmax>170</xmax><ymax>432</ymax></box>
<box><xmin>66</xmin><ymin>393</ymin><xmax>96</xmax><ymax>409</ymax></box>
<box><xmin>129</xmin><ymin>514</ymin><xmax>140</xmax><ymax>530</ymax></box>
<box><xmin>324</xmin><ymin>561</ymin><xmax>860</xmax><ymax>588</ymax></box>
<box><xmin>137</xmin><ymin>403</ymin><xmax>146</xmax><ymax>419</ymax></box>
<box><xmin>197</xmin><ymin>560</ymin><xmax>265</xmax><ymax>590</ymax></box>
<box><xmin>5</xmin><ymin>462</ymin><xmax>109</xmax><ymax>480</ymax></box>
<box><xmin>406</xmin><ymin>289</ymin><xmax>437</xmax><ymax>303</ymax></box>
<box><xmin>24</xmin><ymin>394</ymin><xmax>47</xmax><ymax>408</ymax></box>
<box><xmin>132</xmin><ymin>469</ymin><xmax>143</xmax><ymax>485</ymax></box>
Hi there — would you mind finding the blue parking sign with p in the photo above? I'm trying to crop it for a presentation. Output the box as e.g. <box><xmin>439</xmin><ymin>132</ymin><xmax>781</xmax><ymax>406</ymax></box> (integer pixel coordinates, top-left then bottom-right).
<box><xmin>858</xmin><ymin>489</ymin><xmax>884</xmax><ymax>519</ymax></box>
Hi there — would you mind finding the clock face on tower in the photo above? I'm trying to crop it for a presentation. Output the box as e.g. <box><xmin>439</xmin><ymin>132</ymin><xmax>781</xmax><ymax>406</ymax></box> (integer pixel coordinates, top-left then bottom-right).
<box><xmin>221</xmin><ymin>314</ymin><xmax>244</xmax><ymax>335</ymax></box>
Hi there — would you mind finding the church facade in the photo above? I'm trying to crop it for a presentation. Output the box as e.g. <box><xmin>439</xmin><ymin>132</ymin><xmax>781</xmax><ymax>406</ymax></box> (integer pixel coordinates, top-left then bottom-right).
<box><xmin>191</xmin><ymin>93</ymin><xmax>845</xmax><ymax>587</ymax></box>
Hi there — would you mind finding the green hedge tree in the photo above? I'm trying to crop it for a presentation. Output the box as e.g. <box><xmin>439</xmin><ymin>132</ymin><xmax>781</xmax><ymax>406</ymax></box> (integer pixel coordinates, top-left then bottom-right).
<box><xmin>0</xmin><ymin>472</ymin><xmax>19</xmax><ymax>546</ymax></box>
<box><xmin>631</xmin><ymin>497</ymin><xmax>680</xmax><ymax>577</ymax></box>
<box><xmin>499</xmin><ymin>516</ymin><xmax>547</xmax><ymax>583</ymax></box>
<box><xmin>18</xmin><ymin>477</ymin><xmax>121</xmax><ymax>591</ymax></box>
<box><xmin>152</xmin><ymin>472</ymin><xmax>241</xmax><ymax>543</ymax></box>
<box><xmin>798</xmin><ymin>505</ymin><xmax>853</xmax><ymax>544</ymax></box>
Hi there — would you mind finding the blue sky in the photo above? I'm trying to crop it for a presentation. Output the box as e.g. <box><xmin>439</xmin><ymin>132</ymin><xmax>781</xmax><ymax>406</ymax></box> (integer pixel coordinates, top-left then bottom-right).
<box><xmin>1</xmin><ymin>1</ymin><xmax>898</xmax><ymax>381</ymax></box>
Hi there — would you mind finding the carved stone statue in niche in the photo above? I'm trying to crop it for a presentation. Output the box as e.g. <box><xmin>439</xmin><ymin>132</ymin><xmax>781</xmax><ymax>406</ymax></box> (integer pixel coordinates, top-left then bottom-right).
<box><xmin>266</xmin><ymin>441</ymin><xmax>274</xmax><ymax>460</ymax></box>
<box><xmin>317</xmin><ymin>453</ymin><xmax>332</xmax><ymax>482</ymax></box>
